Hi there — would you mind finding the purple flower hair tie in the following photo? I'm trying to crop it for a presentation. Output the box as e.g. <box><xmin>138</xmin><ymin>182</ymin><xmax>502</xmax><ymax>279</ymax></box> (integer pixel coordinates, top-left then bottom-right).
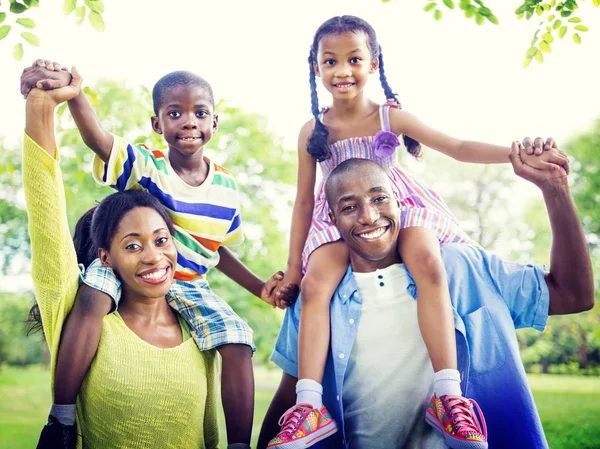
<box><xmin>373</xmin><ymin>130</ymin><xmax>400</xmax><ymax>158</ymax></box>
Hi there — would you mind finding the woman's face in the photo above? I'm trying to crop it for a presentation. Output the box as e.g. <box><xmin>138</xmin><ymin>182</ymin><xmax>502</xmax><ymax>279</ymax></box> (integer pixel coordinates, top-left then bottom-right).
<box><xmin>99</xmin><ymin>206</ymin><xmax>177</xmax><ymax>301</ymax></box>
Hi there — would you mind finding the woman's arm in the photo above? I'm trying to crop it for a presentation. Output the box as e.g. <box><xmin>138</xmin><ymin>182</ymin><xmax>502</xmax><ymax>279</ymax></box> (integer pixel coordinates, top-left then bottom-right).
<box><xmin>203</xmin><ymin>351</ymin><xmax>220</xmax><ymax>449</ymax></box>
<box><xmin>23</xmin><ymin>86</ymin><xmax>82</xmax><ymax>350</ymax></box>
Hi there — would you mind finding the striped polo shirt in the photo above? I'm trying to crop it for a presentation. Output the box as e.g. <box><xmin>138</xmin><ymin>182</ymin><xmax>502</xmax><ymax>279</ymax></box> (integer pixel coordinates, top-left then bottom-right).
<box><xmin>92</xmin><ymin>135</ymin><xmax>243</xmax><ymax>281</ymax></box>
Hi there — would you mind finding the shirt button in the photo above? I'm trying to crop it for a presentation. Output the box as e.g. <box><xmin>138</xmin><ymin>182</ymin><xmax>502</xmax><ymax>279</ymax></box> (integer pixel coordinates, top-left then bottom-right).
<box><xmin>339</xmin><ymin>353</ymin><xmax>345</xmax><ymax>359</ymax></box>
<box><xmin>336</xmin><ymin>395</ymin><xmax>340</xmax><ymax>401</ymax></box>
<box><xmin>379</xmin><ymin>282</ymin><xmax>385</xmax><ymax>287</ymax></box>
<box><xmin>349</xmin><ymin>318</ymin><xmax>355</xmax><ymax>325</ymax></box>
<box><xmin>378</xmin><ymin>274</ymin><xmax>383</xmax><ymax>279</ymax></box>
<box><xmin>342</xmin><ymin>293</ymin><xmax>347</xmax><ymax>299</ymax></box>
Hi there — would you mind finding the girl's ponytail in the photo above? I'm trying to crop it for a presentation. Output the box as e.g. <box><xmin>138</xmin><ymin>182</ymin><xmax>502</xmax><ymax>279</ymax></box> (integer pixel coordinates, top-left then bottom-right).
<box><xmin>306</xmin><ymin>54</ymin><xmax>331</xmax><ymax>161</ymax></box>
<box><xmin>378</xmin><ymin>50</ymin><xmax>422</xmax><ymax>159</ymax></box>
<box><xmin>73</xmin><ymin>206</ymin><xmax>98</xmax><ymax>267</ymax></box>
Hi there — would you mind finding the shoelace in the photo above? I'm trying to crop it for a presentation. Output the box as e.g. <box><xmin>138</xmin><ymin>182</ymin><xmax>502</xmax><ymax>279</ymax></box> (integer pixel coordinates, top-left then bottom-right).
<box><xmin>442</xmin><ymin>395</ymin><xmax>488</xmax><ymax>438</ymax></box>
<box><xmin>277</xmin><ymin>403</ymin><xmax>318</xmax><ymax>435</ymax></box>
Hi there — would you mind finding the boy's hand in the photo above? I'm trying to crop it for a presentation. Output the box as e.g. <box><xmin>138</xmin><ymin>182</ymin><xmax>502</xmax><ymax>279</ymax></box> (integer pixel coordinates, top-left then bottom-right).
<box><xmin>26</xmin><ymin>65</ymin><xmax>83</xmax><ymax>108</ymax></box>
<box><xmin>517</xmin><ymin>137</ymin><xmax>570</xmax><ymax>175</ymax></box>
<box><xmin>21</xmin><ymin>59</ymin><xmax>73</xmax><ymax>99</ymax></box>
<box><xmin>272</xmin><ymin>267</ymin><xmax>301</xmax><ymax>309</ymax></box>
<box><xmin>261</xmin><ymin>271</ymin><xmax>299</xmax><ymax>309</ymax></box>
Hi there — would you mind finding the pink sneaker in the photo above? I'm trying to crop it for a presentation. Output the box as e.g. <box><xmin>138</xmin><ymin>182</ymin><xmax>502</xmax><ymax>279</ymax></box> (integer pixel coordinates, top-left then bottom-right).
<box><xmin>267</xmin><ymin>403</ymin><xmax>338</xmax><ymax>448</ymax></box>
<box><xmin>425</xmin><ymin>394</ymin><xmax>488</xmax><ymax>449</ymax></box>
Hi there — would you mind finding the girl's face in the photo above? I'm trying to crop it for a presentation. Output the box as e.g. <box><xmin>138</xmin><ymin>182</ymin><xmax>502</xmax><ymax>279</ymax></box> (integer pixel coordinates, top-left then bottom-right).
<box><xmin>315</xmin><ymin>31</ymin><xmax>377</xmax><ymax>101</ymax></box>
<box><xmin>99</xmin><ymin>206</ymin><xmax>177</xmax><ymax>302</ymax></box>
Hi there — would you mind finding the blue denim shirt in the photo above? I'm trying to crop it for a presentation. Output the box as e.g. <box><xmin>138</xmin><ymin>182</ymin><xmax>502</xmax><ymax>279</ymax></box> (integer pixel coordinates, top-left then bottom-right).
<box><xmin>271</xmin><ymin>243</ymin><xmax>550</xmax><ymax>449</ymax></box>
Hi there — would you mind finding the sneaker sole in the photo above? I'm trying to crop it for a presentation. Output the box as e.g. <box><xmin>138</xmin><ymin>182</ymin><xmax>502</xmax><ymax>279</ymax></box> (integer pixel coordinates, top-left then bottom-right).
<box><xmin>425</xmin><ymin>410</ymin><xmax>488</xmax><ymax>449</ymax></box>
<box><xmin>268</xmin><ymin>421</ymin><xmax>339</xmax><ymax>449</ymax></box>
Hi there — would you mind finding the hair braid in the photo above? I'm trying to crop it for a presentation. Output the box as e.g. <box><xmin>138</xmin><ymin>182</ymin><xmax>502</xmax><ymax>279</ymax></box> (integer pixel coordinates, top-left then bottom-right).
<box><xmin>378</xmin><ymin>50</ymin><xmax>421</xmax><ymax>158</ymax></box>
<box><xmin>306</xmin><ymin>54</ymin><xmax>331</xmax><ymax>161</ymax></box>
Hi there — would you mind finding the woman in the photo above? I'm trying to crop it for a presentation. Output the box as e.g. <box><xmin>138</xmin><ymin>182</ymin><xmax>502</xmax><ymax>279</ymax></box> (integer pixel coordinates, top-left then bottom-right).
<box><xmin>24</xmin><ymin>72</ymin><xmax>219</xmax><ymax>448</ymax></box>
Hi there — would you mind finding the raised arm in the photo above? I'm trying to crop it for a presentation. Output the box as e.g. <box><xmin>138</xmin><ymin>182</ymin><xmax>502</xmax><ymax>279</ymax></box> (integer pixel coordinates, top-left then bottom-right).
<box><xmin>20</xmin><ymin>60</ymin><xmax>113</xmax><ymax>162</ymax></box>
<box><xmin>23</xmin><ymin>81</ymin><xmax>83</xmax><ymax>349</ymax></box>
<box><xmin>509</xmin><ymin>141</ymin><xmax>594</xmax><ymax>315</ymax></box>
<box><xmin>389</xmin><ymin>108</ymin><xmax>568</xmax><ymax>174</ymax></box>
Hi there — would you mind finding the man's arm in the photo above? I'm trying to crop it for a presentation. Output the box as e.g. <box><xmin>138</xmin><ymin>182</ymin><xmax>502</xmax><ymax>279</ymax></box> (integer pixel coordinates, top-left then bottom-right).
<box><xmin>509</xmin><ymin>141</ymin><xmax>595</xmax><ymax>314</ymax></box>
<box><xmin>257</xmin><ymin>373</ymin><xmax>297</xmax><ymax>449</ymax></box>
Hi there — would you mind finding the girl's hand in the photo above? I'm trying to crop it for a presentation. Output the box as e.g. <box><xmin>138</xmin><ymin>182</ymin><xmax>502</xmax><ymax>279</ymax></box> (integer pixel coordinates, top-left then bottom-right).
<box><xmin>21</xmin><ymin>59</ymin><xmax>73</xmax><ymax>99</ymax></box>
<box><xmin>260</xmin><ymin>271</ymin><xmax>299</xmax><ymax>309</ymax></box>
<box><xmin>517</xmin><ymin>137</ymin><xmax>570</xmax><ymax>175</ymax></box>
<box><xmin>26</xmin><ymin>66</ymin><xmax>82</xmax><ymax>109</ymax></box>
<box><xmin>272</xmin><ymin>267</ymin><xmax>302</xmax><ymax>309</ymax></box>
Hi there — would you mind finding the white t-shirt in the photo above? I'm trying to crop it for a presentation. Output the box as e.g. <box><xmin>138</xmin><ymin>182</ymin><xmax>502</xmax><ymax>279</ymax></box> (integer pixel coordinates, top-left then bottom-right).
<box><xmin>342</xmin><ymin>263</ymin><xmax>445</xmax><ymax>449</ymax></box>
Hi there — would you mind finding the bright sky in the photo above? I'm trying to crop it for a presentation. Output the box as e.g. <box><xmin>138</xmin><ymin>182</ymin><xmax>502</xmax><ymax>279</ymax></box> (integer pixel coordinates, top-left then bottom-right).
<box><xmin>1</xmin><ymin>0</ymin><xmax>599</xmax><ymax>289</ymax></box>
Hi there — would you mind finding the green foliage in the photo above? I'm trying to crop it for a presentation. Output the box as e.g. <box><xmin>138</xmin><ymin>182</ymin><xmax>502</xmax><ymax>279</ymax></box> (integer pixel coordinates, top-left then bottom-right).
<box><xmin>0</xmin><ymin>293</ymin><xmax>45</xmax><ymax>366</ymax></box>
<box><xmin>0</xmin><ymin>0</ymin><xmax>105</xmax><ymax>61</ymax></box>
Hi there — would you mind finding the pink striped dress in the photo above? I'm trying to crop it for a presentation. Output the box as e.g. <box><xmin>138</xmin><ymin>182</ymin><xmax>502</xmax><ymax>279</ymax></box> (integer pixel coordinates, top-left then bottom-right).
<box><xmin>301</xmin><ymin>104</ymin><xmax>472</xmax><ymax>272</ymax></box>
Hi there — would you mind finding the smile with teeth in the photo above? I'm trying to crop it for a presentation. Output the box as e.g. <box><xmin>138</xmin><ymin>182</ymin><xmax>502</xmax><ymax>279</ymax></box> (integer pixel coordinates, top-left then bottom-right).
<box><xmin>139</xmin><ymin>267</ymin><xmax>168</xmax><ymax>280</ymax></box>
<box><xmin>356</xmin><ymin>227</ymin><xmax>387</xmax><ymax>240</ymax></box>
<box><xmin>335</xmin><ymin>83</ymin><xmax>354</xmax><ymax>88</ymax></box>
<box><xmin>180</xmin><ymin>137</ymin><xmax>200</xmax><ymax>141</ymax></box>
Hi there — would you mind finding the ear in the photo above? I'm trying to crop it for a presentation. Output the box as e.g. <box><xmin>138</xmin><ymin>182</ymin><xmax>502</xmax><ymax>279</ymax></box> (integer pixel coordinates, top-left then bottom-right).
<box><xmin>329</xmin><ymin>211</ymin><xmax>337</xmax><ymax>226</ymax></box>
<box><xmin>393</xmin><ymin>191</ymin><xmax>400</xmax><ymax>207</ymax></box>
<box><xmin>151</xmin><ymin>116</ymin><xmax>163</xmax><ymax>135</ymax></box>
<box><xmin>98</xmin><ymin>248</ymin><xmax>112</xmax><ymax>268</ymax></box>
<box><xmin>369</xmin><ymin>58</ymin><xmax>378</xmax><ymax>74</ymax></box>
<box><xmin>213</xmin><ymin>114</ymin><xmax>219</xmax><ymax>132</ymax></box>
<box><xmin>313</xmin><ymin>61</ymin><xmax>321</xmax><ymax>78</ymax></box>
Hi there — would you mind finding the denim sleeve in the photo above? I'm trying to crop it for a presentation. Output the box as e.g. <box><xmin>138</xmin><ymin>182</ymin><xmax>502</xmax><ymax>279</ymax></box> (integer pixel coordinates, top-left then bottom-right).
<box><xmin>80</xmin><ymin>258</ymin><xmax>122</xmax><ymax>309</ymax></box>
<box><xmin>440</xmin><ymin>243</ymin><xmax>550</xmax><ymax>331</ymax></box>
<box><xmin>270</xmin><ymin>298</ymin><xmax>301</xmax><ymax>378</ymax></box>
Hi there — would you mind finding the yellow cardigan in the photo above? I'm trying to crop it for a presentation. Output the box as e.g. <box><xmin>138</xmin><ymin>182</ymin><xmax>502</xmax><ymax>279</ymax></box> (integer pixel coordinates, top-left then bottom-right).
<box><xmin>23</xmin><ymin>134</ymin><xmax>219</xmax><ymax>449</ymax></box>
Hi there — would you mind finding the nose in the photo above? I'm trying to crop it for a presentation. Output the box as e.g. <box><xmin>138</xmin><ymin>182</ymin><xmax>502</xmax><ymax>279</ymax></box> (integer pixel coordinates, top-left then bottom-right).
<box><xmin>334</xmin><ymin>62</ymin><xmax>352</xmax><ymax>78</ymax></box>
<box><xmin>141</xmin><ymin>244</ymin><xmax>163</xmax><ymax>264</ymax></box>
<box><xmin>357</xmin><ymin>204</ymin><xmax>379</xmax><ymax>225</ymax></box>
<box><xmin>182</xmin><ymin>112</ymin><xmax>198</xmax><ymax>129</ymax></box>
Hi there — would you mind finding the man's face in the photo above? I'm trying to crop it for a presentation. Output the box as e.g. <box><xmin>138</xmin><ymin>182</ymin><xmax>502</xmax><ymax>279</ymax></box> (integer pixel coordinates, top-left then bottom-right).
<box><xmin>329</xmin><ymin>166</ymin><xmax>401</xmax><ymax>272</ymax></box>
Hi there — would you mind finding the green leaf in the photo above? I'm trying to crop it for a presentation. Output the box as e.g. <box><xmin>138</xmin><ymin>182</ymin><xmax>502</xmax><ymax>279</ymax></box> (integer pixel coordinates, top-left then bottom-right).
<box><xmin>442</xmin><ymin>0</ymin><xmax>455</xmax><ymax>9</ymax></box>
<box><xmin>12</xmin><ymin>43</ymin><xmax>23</xmax><ymax>61</ymax></box>
<box><xmin>84</xmin><ymin>0</ymin><xmax>105</xmax><ymax>14</ymax></box>
<box><xmin>523</xmin><ymin>57</ymin><xmax>533</xmax><ymax>68</ymax></box>
<box><xmin>568</xmin><ymin>17</ymin><xmax>582</xmax><ymax>23</ymax></box>
<box><xmin>539</xmin><ymin>41</ymin><xmax>552</xmax><ymax>53</ymax></box>
<box><xmin>515</xmin><ymin>4</ymin><xmax>527</xmax><ymax>14</ymax></box>
<box><xmin>594</xmin><ymin>0</ymin><xmax>600</xmax><ymax>7</ymax></box>
<box><xmin>516</xmin><ymin>12</ymin><xmax>524</xmax><ymax>19</ymax></box>
<box><xmin>560</xmin><ymin>10</ymin><xmax>572</xmax><ymax>17</ymax></box>
<box><xmin>573</xmin><ymin>33</ymin><xmax>581</xmax><ymax>44</ymax></box>
<box><xmin>24</xmin><ymin>0</ymin><xmax>40</xmax><ymax>6</ymax></box>
<box><xmin>466</xmin><ymin>5</ymin><xmax>477</xmax><ymax>18</ymax></box>
<box><xmin>535</xmin><ymin>49</ymin><xmax>544</xmax><ymax>63</ymax></box>
<box><xmin>75</xmin><ymin>6</ymin><xmax>86</xmax><ymax>25</ymax></box>
<box><xmin>16</xmin><ymin>18</ymin><xmax>35</xmax><ymax>28</ymax></box>
<box><xmin>63</xmin><ymin>0</ymin><xmax>76</xmax><ymax>15</ymax></box>
<box><xmin>536</xmin><ymin>6</ymin><xmax>543</xmax><ymax>16</ymax></box>
<box><xmin>0</xmin><ymin>13</ymin><xmax>6</xmax><ymax>25</ymax></box>
<box><xmin>574</xmin><ymin>25</ymin><xmax>588</xmax><ymax>32</ymax></box>
<box><xmin>558</xmin><ymin>26</ymin><xmax>567</xmax><ymax>38</ymax></box>
<box><xmin>543</xmin><ymin>3</ymin><xmax>550</xmax><ymax>11</ymax></box>
<box><xmin>0</xmin><ymin>25</ymin><xmax>12</xmax><ymax>41</ymax></box>
<box><xmin>542</xmin><ymin>32</ymin><xmax>554</xmax><ymax>43</ymax></box>
<box><xmin>487</xmin><ymin>14</ymin><xmax>498</xmax><ymax>24</ymax></box>
<box><xmin>526</xmin><ymin>47</ymin><xmax>538</xmax><ymax>57</ymax></box>
<box><xmin>88</xmin><ymin>10</ymin><xmax>105</xmax><ymax>31</ymax></box>
<box><xmin>547</xmin><ymin>14</ymin><xmax>555</xmax><ymax>22</ymax></box>
<box><xmin>553</xmin><ymin>19</ymin><xmax>561</xmax><ymax>30</ymax></box>
<box><xmin>526</xmin><ymin>10</ymin><xmax>534</xmax><ymax>19</ymax></box>
<box><xmin>478</xmin><ymin>6</ymin><xmax>491</xmax><ymax>16</ymax></box>
<box><xmin>10</xmin><ymin>2</ymin><xmax>28</xmax><ymax>13</ymax></box>
<box><xmin>433</xmin><ymin>9</ymin><xmax>443</xmax><ymax>21</ymax></box>
<box><xmin>424</xmin><ymin>2</ymin><xmax>437</xmax><ymax>12</ymax></box>
<box><xmin>21</xmin><ymin>31</ymin><xmax>40</xmax><ymax>46</ymax></box>
<box><xmin>475</xmin><ymin>12</ymin><xmax>484</xmax><ymax>25</ymax></box>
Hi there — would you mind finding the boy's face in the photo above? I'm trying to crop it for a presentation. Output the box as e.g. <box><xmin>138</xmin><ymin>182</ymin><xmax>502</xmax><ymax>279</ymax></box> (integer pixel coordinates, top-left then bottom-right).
<box><xmin>151</xmin><ymin>84</ymin><xmax>218</xmax><ymax>159</ymax></box>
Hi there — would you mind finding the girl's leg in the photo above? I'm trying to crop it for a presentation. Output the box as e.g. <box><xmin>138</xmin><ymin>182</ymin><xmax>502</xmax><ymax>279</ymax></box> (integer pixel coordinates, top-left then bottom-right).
<box><xmin>298</xmin><ymin>241</ymin><xmax>349</xmax><ymax>385</ymax></box>
<box><xmin>397</xmin><ymin>227</ymin><xmax>457</xmax><ymax>374</ymax></box>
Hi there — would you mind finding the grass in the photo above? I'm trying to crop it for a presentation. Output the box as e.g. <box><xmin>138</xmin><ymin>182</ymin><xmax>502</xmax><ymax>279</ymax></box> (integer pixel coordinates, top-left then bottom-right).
<box><xmin>1</xmin><ymin>365</ymin><xmax>599</xmax><ymax>448</ymax></box>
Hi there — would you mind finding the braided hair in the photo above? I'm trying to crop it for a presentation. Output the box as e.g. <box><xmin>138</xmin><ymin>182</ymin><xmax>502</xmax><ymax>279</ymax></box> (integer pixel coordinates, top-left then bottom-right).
<box><xmin>307</xmin><ymin>15</ymin><xmax>421</xmax><ymax>161</ymax></box>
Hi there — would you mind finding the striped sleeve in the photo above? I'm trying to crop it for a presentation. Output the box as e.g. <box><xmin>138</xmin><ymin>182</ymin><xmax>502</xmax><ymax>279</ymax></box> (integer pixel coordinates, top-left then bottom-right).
<box><xmin>92</xmin><ymin>134</ymin><xmax>169</xmax><ymax>192</ymax></box>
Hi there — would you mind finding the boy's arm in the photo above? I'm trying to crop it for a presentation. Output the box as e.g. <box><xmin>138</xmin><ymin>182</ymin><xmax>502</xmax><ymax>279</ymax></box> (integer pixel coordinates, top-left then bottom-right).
<box><xmin>216</xmin><ymin>247</ymin><xmax>287</xmax><ymax>306</ymax></box>
<box><xmin>20</xmin><ymin>60</ymin><xmax>113</xmax><ymax>163</ymax></box>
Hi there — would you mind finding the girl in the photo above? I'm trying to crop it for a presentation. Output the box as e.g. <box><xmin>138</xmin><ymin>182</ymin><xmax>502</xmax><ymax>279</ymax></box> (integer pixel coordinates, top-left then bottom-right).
<box><xmin>268</xmin><ymin>15</ymin><xmax>567</xmax><ymax>449</ymax></box>
<box><xmin>24</xmin><ymin>78</ymin><xmax>219</xmax><ymax>448</ymax></box>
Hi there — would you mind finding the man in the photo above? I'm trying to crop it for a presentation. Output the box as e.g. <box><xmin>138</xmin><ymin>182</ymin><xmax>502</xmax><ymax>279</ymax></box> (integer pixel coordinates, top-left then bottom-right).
<box><xmin>258</xmin><ymin>143</ymin><xmax>594</xmax><ymax>449</ymax></box>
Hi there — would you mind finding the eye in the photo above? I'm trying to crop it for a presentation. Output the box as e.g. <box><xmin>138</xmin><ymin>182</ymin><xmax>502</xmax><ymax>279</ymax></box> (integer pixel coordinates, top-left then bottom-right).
<box><xmin>125</xmin><ymin>243</ymin><xmax>141</xmax><ymax>251</ymax></box>
<box><xmin>324</xmin><ymin>59</ymin><xmax>336</xmax><ymax>66</ymax></box>
<box><xmin>168</xmin><ymin>111</ymin><xmax>181</xmax><ymax>118</ymax></box>
<box><xmin>373</xmin><ymin>195</ymin><xmax>389</xmax><ymax>203</ymax></box>
<box><xmin>350</xmin><ymin>57</ymin><xmax>361</xmax><ymax>64</ymax></box>
<box><xmin>341</xmin><ymin>204</ymin><xmax>356</xmax><ymax>213</ymax></box>
<box><xmin>156</xmin><ymin>236</ymin><xmax>170</xmax><ymax>245</ymax></box>
<box><xmin>196</xmin><ymin>110</ymin><xmax>208</xmax><ymax>118</ymax></box>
